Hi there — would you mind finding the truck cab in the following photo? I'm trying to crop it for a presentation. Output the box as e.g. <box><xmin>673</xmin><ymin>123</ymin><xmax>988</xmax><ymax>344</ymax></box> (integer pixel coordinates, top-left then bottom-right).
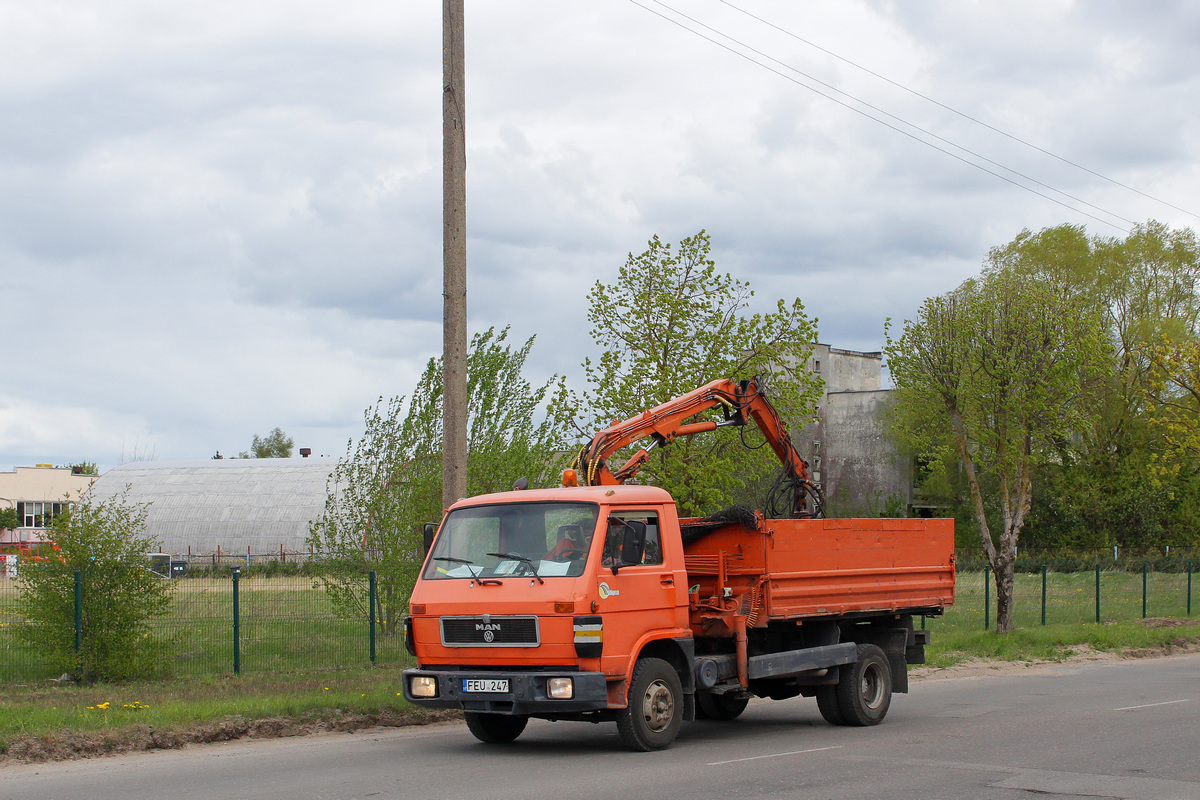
<box><xmin>403</xmin><ymin>484</ymin><xmax>695</xmax><ymax>748</ymax></box>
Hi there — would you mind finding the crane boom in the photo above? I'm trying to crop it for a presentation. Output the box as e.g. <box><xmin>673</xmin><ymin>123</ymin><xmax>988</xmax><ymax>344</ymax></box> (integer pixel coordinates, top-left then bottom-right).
<box><xmin>570</xmin><ymin>377</ymin><xmax>823</xmax><ymax>518</ymax></box>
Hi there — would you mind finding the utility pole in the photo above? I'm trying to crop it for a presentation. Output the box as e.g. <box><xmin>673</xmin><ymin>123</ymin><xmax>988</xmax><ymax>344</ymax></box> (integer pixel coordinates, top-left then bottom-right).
<box><xmin>442</xmin><ymin>0</ymin><xmax>468</xmax><ymax>508</ymax></box>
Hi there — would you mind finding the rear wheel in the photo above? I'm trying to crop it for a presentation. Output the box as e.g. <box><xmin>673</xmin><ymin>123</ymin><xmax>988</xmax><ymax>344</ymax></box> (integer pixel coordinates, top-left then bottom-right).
<box><xmin>616</xmin><ymin>657</ymin><xmax>683</xmax><ymax>751</ymax></box>
<box><xmin>697</xmin><ymin>691</ymin><xmax>749</xmax><ymax>721</ymax></box>
<box><xmin>464</xmin><ymin>712</ymin><xmax>528</xmax><ymax>743</ymax></box>
<box><xmin>834</xmin><ymin>643</ymin><xmax>892</xmax><ymax>726</ymax></box>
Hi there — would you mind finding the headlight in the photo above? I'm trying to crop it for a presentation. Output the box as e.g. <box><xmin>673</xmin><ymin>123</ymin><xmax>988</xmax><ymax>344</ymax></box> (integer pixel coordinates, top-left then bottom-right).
<box><xmin>410</xmin><ymin>676</ymin><xmax>438</xmax><ymax>698</ymax></box>
<box><xmin>547</xmin><ymin>677</ymin><xmax>574</xmax><ymax>700</ymax></box>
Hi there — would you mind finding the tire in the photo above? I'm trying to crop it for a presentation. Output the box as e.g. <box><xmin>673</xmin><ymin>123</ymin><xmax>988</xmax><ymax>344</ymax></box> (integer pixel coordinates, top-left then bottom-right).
<box><xmin>616</xmin><ymin>657</ymin><xmax>684</xmax><ymax>751</ymax></box>
<box><xmin>814</xmin><ymin>685</ymin><xmax>844</xmax><ymax>725</ymax></box>
<box><xmin>464</xmin><ymin>712</ymin><xmax>529</xmax><ymax>744</ymax></box>
<box><xmin>834</xmin><ymin>643</ymin><xmax>892</xmax><ymax>726</ymax></box>
<box><xmin>696</xmin><ymin>691</ymin><xmax>749</xmax><ymax>721</ymax></box>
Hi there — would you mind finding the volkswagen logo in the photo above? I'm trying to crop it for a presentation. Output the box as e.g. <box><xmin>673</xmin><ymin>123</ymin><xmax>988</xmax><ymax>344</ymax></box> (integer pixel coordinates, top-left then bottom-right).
<box><xmin>483</xmin><ymin>630</ymin><xmax>495</xmax><ymax>643</ymax></box>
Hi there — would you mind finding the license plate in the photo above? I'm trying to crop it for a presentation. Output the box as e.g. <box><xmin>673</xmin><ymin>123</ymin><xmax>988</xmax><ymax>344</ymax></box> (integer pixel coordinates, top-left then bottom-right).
<box><xmin>462</xmin><ymin>678</ymin><xmax>509</xmax><ymax>693</ymax></box>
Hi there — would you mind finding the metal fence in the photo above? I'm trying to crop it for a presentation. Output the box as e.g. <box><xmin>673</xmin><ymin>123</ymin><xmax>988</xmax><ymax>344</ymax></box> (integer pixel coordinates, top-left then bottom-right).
<box><xmin>924</xmin><ymin>564</ymin><xmax>1196</xmax><ymax>634</ymax></box>
<box><xmin>3</xmin><ymin>563</ymin><xmax>1197</xmax><ymax>683</ymax></box>
<box><xmin>0</xmin><ymin>571</ymin><xmax>407</xmax><ymax>682</ymax></box>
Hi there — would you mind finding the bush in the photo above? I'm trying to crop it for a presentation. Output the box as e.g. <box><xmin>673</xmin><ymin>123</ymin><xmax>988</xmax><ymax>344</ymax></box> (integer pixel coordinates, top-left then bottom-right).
<box><xmin>15</xmin><ymin>492</ymin><xmax>175</xmax><ymax>682</ymax></box>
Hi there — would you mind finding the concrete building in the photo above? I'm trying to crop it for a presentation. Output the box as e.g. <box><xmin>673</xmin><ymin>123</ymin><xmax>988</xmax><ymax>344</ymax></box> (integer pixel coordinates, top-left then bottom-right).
<box><xmin>84</xmin><ymin>458</ymin><xmax>338</xmax><ymax>558</ymax></box>
<box><xmin>0</xmin><ymin>465</ymin><xmax>96</xmax><ymax>546</ymax></box>
<box><xmin>792</xmin><ymin>345</ymin><xmax>910</xmax><ymax>517</ymax></box>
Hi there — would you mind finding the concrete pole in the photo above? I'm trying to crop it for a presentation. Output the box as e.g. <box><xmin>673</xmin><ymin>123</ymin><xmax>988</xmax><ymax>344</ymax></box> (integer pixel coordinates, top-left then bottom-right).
<box><xmin>442</xmin><ymin>0</ymin><xmax>468</xmax><ymax>508</ymax></box>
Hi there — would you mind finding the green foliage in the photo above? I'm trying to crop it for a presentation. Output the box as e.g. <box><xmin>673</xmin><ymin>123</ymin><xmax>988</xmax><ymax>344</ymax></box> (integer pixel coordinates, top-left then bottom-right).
<box><xmin>55</xmin><ymin>461</ymin><xmax>98</xmax><ymax>475</ymax></box>
<box><xmin>886</xmin><ymin>226</ymin><xmax>1111</xmax><ymax>632</ymax></box>
<box><xmin>0</xmin><ymin>508</ymin><xmax>19</xmax><ymax>530</ymax></box>
<box><xmin>308</xmin><ymin>327</ymin><xmax>572</xmax><ymax>633</ymax></box>
<box><xmin>582</xmin><ymin>230</ymin><xmax>822</xmax><ymax>516</ymax></box>
<box><xmin>15</xmin><ymin>492</ymin><xmax>174</xmax><ymax>682</ymax></box>
<box><xmin>240</xmin><ymin>427</ymin><xmax>294</xmax><ymax>459</ymax></box>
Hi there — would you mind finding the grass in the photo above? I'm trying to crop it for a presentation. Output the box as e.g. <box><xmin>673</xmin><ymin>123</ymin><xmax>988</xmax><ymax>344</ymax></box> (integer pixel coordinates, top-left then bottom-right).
<box><xmin>925</xmin><ymin>619</ymin><xmax>1200</xmax><ymax>668</ymax></box>
<box><xmin>0</xmin><ymin>664</ymin><xmax>430</xmax><ymax>760</ymax></box>
<box><xmin>1</xmin><ymin>575</ymin><xmax>409</xmax><ymax>681</ymax></box>
<box><xmin>1</xmin><ymin>569</ymin><xmax>1198</xmax><ymax>761</ymax></box>
<box><xmin>921</xmin><ymin>569</ymin><xmax>1200</xmax><ymax>667</ymax></box>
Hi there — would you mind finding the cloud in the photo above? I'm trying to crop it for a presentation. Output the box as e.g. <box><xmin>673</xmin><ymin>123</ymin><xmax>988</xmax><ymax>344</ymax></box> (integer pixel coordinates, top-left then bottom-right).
<box><xmin>2</xmin><ymin>0</ymin><xmax>1198</xmax><ymax>472</ymax></box>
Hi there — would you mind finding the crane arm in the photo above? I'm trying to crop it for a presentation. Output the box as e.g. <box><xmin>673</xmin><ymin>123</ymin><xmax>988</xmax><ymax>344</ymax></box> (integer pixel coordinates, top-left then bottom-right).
<box><xmin>571</xmin><ymin>377</ymin><xmax>822</xmax><ymax>518</ymax></box>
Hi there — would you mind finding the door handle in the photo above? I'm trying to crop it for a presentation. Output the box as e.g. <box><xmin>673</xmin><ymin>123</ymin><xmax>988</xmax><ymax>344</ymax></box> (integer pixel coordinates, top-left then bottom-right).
<box><xmin>660</xmin><ymin>574</ymin><xmax>675</xmax><ymax>586</ymax></box>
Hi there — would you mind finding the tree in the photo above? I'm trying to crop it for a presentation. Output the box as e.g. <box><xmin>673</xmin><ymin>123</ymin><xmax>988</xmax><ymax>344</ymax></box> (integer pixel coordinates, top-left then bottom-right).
<box><xmin>1015</xmin><ymin>222</ymin><xmax>1200</xmax><ymax>549</ymax></box>
<box><xmin>582</xmin><ymin>230</ymin><xmax>822</xmax><ymax>516</ymax></box>
<box><xmin>886</xmin><ymin>229</ymin><xmax>1109</xmax><ymax>633</ymax></box>
<box><xmin>240</xmin><ymin>427</ymin><xmax>294</xmax><ymax>459</ymax></box>
<box><xmin>308</xmin><ymin>327</ymin><xmax>572</xmax><ymax>633</ymax></box>
<box><xmin>15</xmin><ymin>491</ymin><xmax>174</xmax><ymax>682</ymax></box>
<box><xmin>0</xmin><ymin>507</ymin><xmax>19</xmax><ymax>530</ymax></box>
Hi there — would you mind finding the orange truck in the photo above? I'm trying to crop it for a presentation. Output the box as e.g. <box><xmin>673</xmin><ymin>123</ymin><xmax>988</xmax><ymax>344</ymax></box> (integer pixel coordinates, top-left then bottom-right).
<box><xmin>402</xmin><ymin>378</ymin><xmax>955</xmax><ymax>751</ymax></box>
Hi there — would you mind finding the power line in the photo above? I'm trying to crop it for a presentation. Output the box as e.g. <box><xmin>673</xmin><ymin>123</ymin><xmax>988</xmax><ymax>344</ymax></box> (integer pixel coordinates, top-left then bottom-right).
<box><xmin>718</xmin><ymin>0</ymin><xmax>1200</xmax><ymax>223</ymax></box>
<box><xmin>630</xmin><ymin>0</ymin><xmax>1196</xmax><ymax>232</ymax></box>
<box><xmin>642</xmin><ymin>0</ymin><xmax>1135</xmax><ymax>231</ymax></box>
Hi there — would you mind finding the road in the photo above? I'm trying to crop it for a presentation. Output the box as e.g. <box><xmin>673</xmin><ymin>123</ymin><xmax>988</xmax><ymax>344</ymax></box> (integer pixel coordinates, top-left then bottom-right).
<box><xmin>3</xmin><ymin>653</ymin><xmax>1199</xmax><ymax>800</ymax></box>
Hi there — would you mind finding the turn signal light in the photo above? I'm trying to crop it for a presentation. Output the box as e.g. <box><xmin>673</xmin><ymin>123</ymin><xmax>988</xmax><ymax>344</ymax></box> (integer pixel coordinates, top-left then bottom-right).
<box><xmin>554</xmin><ymin>602</ymin><xmax>575</xmax><ymax>613</ymax></box>
<box><xmin>410</xmin><ymin>604</ymin><xmax>426</xmax><ymax>615</ymax></box>
<box><xmin>562</xmin><ymin>469</ymin><xmax>579</xmax><ymax>487</ymax></box>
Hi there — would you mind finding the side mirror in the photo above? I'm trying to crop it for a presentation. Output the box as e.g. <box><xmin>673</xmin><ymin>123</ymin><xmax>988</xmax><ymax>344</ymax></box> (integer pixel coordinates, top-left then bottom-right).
<box><xmin>617</xmin><ymin>520</ymin><xmax>646</xmax><ymax>570</ymax></box>
<box><xmin>422</xmin><ymin>522</ymin><xmax>438</xmax><ymax>555</ymax></box>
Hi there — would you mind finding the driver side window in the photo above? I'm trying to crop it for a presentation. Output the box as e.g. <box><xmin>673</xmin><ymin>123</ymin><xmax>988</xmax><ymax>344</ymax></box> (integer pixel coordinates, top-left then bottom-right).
<box><xmin>603</xmin><ymin>511</ymin><xmax>662</xmax><ymax>566</ymax></box>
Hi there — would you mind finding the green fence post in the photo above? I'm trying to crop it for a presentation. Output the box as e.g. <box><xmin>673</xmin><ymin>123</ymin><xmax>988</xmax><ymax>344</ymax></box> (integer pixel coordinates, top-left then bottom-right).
<box><xmin>369</xmin><ymin>571</ymin><xmax>377</xmax><ymax>664</ymax></box>
<box><xmin>1188</xmin><ymin>562</ymin><xmax>1193</xmax><ymax>617</ymax></box>
<box><xmin>73</xmin><ymin>570</ymin><xmax>83</xmax><ymax>659</ymax></box>
<box><xmin>1041</xmin><ymin>565</ymin><xmax>1047</xmax><ymax>625</ymax></box>
<box><xmin>984</xmin><ymin>566</ymin><xmax>990</xmax><ymax>631</ymax></box>
<box><xmin>1142</xmin><ymin>562</ymin><xmax>1148</xmax><ymax>619</ymax></box>
<box><xmin>232</xmin><ymin>567</ymin><xmax>241</xmax><ymax>675</ymax></box>
<box><xmin>1095</xmin><ymin>564</ymin><xmax>1101</xmax><ymax>624</ymax></box>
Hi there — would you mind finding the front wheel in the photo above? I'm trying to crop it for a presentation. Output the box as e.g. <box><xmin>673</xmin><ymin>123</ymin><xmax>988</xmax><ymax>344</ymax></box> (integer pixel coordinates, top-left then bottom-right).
<box><xmin>616</xmin><ymin>657</ymin><xmax>683</xmax><ymax>751</ymax></box>
<box><xmin>834</xmin><ymin>643</ymin><xmax>892</xmax><ymax>726</ymax></box>
<box><xmin>464</xmin><ymin>712</ymin><xmax>528</xmax><ymax>743</ymax></box>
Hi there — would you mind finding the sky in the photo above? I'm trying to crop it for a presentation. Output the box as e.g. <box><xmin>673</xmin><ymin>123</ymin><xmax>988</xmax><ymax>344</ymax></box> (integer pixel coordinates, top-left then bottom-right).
<box><xmin>3</xmin><ymin>0</ymin><xmax>1199</xmax><ymax>473</ymax></box>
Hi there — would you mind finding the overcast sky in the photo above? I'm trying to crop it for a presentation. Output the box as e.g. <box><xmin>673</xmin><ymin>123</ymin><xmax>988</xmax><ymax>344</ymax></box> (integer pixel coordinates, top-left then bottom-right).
<box><xmin>3</xmin><ymin>0</ymin><xmax>1199</xmax><ymax>473</ymax></box>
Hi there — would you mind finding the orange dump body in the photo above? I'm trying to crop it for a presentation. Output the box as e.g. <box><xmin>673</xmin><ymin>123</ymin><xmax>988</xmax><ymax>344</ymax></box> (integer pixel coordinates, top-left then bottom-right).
<box><xmin>684</xmin><ymin>516</ymin><xmax>955</xmax><ymax>633</ymax></box>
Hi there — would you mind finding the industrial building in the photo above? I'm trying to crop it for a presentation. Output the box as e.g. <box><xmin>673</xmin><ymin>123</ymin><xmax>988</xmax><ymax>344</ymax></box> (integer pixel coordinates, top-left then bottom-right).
<box><xmin>792</xmin><ymin>345</ymin><xmax>910</xmax><ymax>517</ymax></box>
<box><xmin>84</xmin><ymin>458</ymin><xmax>338</xmax><ymax>558</ymax></box>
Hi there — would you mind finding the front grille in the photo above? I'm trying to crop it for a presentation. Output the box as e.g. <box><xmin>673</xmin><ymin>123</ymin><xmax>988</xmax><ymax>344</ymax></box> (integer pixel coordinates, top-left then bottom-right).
<box><xmin>440</xmin><ymin>615</ymin><xmax>540</xmax><ymax>647</ymax></box>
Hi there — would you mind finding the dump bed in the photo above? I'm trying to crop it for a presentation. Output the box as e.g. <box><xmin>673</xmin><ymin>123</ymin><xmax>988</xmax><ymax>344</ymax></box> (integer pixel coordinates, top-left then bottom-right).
<box><xmin>683</xmin><ymin>517</ymin><xmax>955</xmax><ymax>622</ymax></box>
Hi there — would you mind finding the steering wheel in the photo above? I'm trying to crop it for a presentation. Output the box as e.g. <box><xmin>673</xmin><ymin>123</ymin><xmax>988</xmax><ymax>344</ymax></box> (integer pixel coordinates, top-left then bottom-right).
<box><xmin>549</xmin><ymin>547</ymin><xmax>587</xmax><ymax>562</ymax></box>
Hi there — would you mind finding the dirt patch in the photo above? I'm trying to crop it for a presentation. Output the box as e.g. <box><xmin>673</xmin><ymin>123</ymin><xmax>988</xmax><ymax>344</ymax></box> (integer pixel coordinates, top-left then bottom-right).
<box><xmin>0</xmin><ymin>709</ymin><xmax>462</xmax><ymax>765</ymax></box>
<box><xmin>910</xmin><ymin>645</ymin><xmax>1125</xmax><ymax>681</ymax></box>
<box><xmin>911</xmin><ymin>634</ymin><xmax>1200</xmax><ymax>681</ymax></box>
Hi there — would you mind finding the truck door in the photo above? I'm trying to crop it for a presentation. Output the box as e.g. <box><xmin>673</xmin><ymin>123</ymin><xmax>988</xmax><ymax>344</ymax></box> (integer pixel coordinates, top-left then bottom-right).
<box><xmin>594</xmin><ymin>509</ymin><xmax>685</xmax><ymax>675</ymax></box>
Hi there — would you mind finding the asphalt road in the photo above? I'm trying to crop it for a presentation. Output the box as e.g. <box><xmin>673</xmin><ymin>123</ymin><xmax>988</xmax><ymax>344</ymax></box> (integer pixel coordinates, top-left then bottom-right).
<box><xmin>3</xmin><ymin>653</ymin><xmax>1199</xmax><ymax>800</ymax></box>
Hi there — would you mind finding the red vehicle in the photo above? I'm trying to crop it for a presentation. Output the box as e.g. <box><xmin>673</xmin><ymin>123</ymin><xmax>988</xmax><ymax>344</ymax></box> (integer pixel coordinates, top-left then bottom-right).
<box><xmin>403</xmin><ymin>378</ymin><xmax>955</xmax><ymax>750</ymax></box>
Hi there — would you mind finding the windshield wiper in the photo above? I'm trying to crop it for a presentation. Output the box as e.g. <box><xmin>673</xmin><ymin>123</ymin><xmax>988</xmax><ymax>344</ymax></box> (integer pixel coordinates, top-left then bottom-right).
<box><xmin>486</xmin><ymin>552</ymin><xmax>544</xmax><ymax>585</ymax></box>
<box><xmin>433</xmin><ymin>557</ymin><xmax>502</xmax><ymax>585</ymax></box>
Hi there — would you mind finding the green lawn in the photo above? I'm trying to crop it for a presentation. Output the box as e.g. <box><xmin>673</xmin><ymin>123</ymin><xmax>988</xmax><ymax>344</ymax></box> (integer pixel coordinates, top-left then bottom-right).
<box><xmin>2</xmin><ymin>569</ymin><xmax>1199</xmax><ymax>759</ymax></box>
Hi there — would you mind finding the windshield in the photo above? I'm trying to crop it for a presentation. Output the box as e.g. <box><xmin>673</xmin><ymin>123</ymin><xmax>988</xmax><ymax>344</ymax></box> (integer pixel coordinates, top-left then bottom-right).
<box><xmin>423</xmin><ymin>502</ymin><xmax>600</xmax><ymax>581</ymax></box>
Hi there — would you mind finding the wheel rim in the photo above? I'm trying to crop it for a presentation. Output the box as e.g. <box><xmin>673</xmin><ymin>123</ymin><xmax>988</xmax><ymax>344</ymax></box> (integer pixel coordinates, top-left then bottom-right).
<box><xmin>860</xmin><ymin>662</ymin><xmax>885</xmax><ymax>709</ymax></box>
<box><xmin>641</xmin><ymin>678</ymin><xmax>675</xmax><ymax>732</ymax></box>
